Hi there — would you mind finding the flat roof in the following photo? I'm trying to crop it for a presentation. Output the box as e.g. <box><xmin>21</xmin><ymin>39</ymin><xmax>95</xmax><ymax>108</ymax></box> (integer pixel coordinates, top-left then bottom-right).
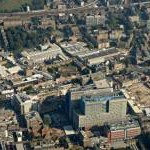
<box><xmin>16</xmin><ymin>143</ymin><xmax>24</xmax><ymax>150</ymax></box>
<box><xmin>15</xmin><ymin>93</ymin><xmax>30</xmax><ymax>103</ymax></box>
<box><xmin>128</xmin><ymin>100</ymin><xmax>143</xmax><ymax>114</ymax></box>
<box><xmin>25</xmin><ymin>111</ymin><xmax>43</xmax><ymax>122</ymax></box>
<box><xmin>22</xmin><ymin>44</ymin><xmax>61</xmax><ymax>58</ymax></box>
<box><xmin>61</xmin><ymin>42</ymin><xmax>89</xmax><ymax>56</ymax></box>
<box><xmin>144</xmin><ymin>107</ymin><xmax>150</xmax><ymax>116</ymax></box>
<box><xmin>108</xmin><ymin>120</ymin><xmax>140</xmax><ymax>131</ymax></box>
<box><xmin>82</xmin><ymin>92</ymin><xmax>125</xmax><ymax>103</ymax></box>
<box><xmin>94</xmin><ymin>79</ymin><xmax>110</xmax><ymax>89</ymax></box>
<box><xmin>63</xmin><ymin>125</ymin><xmax>75</xmax><ymax>135</ymax></box>
<box><xmin>84</xmin><ymin>48</ymin><xmax>119</xmax><ymax>60</ymax></box>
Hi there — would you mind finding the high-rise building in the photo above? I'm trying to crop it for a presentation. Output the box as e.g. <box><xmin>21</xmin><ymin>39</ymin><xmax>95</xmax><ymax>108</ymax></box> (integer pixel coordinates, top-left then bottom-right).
<box><xmin>66</xmin><ymin>85</ymin><xmax>113</xmax><ymax>121</ymax></box>
<box><xmin>67</xmin><ymin>88</ymin><xmax>127</xmax><ymax>129</ymax></box>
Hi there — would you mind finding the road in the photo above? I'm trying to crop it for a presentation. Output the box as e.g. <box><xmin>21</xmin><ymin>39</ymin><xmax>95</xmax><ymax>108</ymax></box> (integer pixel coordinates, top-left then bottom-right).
<box><xmin>0</xmin><ymin>1</ymin><xmax>149</xmax><ymax>20</ymax></box>
<box><xmin>0</xmin><ymin>0</ymin><xmax>98</xmax><ymax>19</ymax></box>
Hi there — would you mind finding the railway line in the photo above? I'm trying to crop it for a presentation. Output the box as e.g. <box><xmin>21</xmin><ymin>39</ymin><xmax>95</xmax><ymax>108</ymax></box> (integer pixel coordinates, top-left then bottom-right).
<box><xmin>0</xmin><ymin>0</ymin><xmax>149</xmax><ymax>20</ymax></box>
<box><xmin>0</xmin><ymin>0</ymin><xmax>99</xmax><ymax>19</ymax></box>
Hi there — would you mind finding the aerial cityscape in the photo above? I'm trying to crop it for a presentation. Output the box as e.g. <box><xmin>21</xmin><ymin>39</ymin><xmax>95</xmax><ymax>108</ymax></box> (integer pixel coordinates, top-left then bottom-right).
<box><xmin>0</xmin><ymin>0</ymin><xmax>150</xmax><ymax>149</ymax></box>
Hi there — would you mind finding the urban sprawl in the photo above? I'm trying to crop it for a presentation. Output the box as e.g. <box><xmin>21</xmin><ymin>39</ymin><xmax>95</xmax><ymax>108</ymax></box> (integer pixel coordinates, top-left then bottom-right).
<box><xmin>0</xmin><ymin>0</ymin><xmax>150</xmax><ymax>149</ymax></box>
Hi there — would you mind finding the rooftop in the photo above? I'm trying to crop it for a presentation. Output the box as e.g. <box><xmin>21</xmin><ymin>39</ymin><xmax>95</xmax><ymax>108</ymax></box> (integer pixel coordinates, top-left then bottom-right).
<box><xmin>12</xmin><ymin>74</ymin><xmax>43</xmax><ymax>86</ymax></box>
<box><xmin>108</xmin><ymin>120</ymin><xmax>140</xmax><ymax>131</ymax></box>
<box><xmin>25</xmin><ymin>111</ymin><xmax>42</xmax><ymax>122</ymax></box>
<box><xmin>61</xmin><ymin>42</ymin><xmax>90</xmax><ymax>56</ymax></box>
<box><xmin>82</xmin><ymin>92</ymin><xmax>125</xmax><ymax>103</ymax></box>
<box><xmin>94</xmin><ymin>79</ymin><xmax>110</xmax><ymax>89</ymax></box>
<box><xmin>63</xmin><ymin>125</ymin><xmax>75</xmax><ymax>135</ymax></box>
<box><xmin>14</xmin><ymin>93</ymin><xmax>31</xmax><ymax>103</ymax></box>
<box><xmin>83</xmin><ymin>47</ymin><xmax>119</xmax><ymax>60</ymax></box>
<box><xmin>21</xmin><ymin>43</ymin><xmax>62</xmax><ymax>59</ymax></box>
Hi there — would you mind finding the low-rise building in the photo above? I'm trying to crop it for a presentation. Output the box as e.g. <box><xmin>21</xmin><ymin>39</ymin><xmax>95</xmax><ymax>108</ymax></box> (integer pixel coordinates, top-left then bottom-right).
<box><xmin>0</xmin><ymin>107</ymin><xmax>18</xmax><ymax>143</ymax></box>
<box><xmin>129</xmin><ymin>15</ymin><xmax>139</xmax><ymax>23</ymax></box>
<box><xmin>86</xmin><ymin>15</ymin><xmax>106</xmax><ymax>26</ymax></box>
<box><xmin>10</xmin><ymin>74</ymin><xmax>43</xmax><ymax>89</ymax></box>
<box><xmin>114</xmin><ymin>63</ymin><xmax>125</xmax><ymax>72</ymax></box>
<box><xmin>40</xmin><ymin>18</ymin><xmax>56</xmax><ymax>30</ymax></box>
<box><xmin>97</xmin><ymin>31</ymin><xmax>109</xmax><ymax>41</ymax></box>
<box><xmin>98</xmin><ymin>41</ymin><xmax>110</xmax><ymax>49</ymax></box>
<box><xmin>105</xmin><ymin>120</ymin><xmax>141</xmax><ymax>143</ymax></box>
<box><xmin>84</xmin><ymin>48</ymin><xmax>121</xmax><ymax>65</ymax></box>
<box><xmin>21</xmin><ymin>43</ymin><xmax>64</xmax><ymax>64</ymax></box>
<box><xmin>80</xmin><ymin>130</ymin><xmax>109</xmax><ymax>148</ymax></box>
<box><xmin>25</xmin><ymin>111</ymin><xmax>43</xmax><ymax>137</ymax></box>
<box><xmin>109</xmin><ymin>30</ymin><xmax>123</xmax><ymax>40</ymax></box>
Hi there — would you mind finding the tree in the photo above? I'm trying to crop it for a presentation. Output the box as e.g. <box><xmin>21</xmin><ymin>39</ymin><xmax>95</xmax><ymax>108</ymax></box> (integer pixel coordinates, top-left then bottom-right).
<box><xmin>6</xmin><ymin>26</ymin><xmax>53</xmax><ymax>53</ymax></box>
<box><xmin>31</xmin><ymin>0</ymin><xmax>45</xmax><ymax>10</ymax></box>
<box><xmin>31</xmin><ymin>17</ymin><xmax>40</xmax><ymax>26</ymax></box>
<box><xmin>106</xmin><ymin>13</ymin><xmax>119</xmax><ymax>29</ymax></box>
<box><xmin>63</xmin><ymin>25</ymin><xmax>73</xmax><ymax>40</ymax></box>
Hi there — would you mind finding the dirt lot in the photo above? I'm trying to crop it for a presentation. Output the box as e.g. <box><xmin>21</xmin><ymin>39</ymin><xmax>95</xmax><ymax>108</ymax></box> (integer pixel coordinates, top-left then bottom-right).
<box><xmin>127</xmin><ymin>83</ymin><xmax>150</xmax><ymax>106</ymax></box>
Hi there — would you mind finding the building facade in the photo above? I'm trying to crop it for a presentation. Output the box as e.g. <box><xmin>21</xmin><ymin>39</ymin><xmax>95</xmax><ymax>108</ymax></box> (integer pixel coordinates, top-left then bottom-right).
<box><xmin>86</xmin><ymin>15</ymin><xmax>105</xmax><ymax>26</ymax></box>
<box><xmin>105</xmin><ymin>120</ymin><xmax>141</xmax><ymax>143</ymax></box>
<box><xmin>73</xmin><ymin>94</ymin><xmax>127</xmax><ymax>129</ymax></box>
<box><xmin>67</xmin><ymin>88</ymin><xmax>127</xmax><ymax>129</ymax></box>
<box><xmin>12</xmin><ymin>94</ymin><xmax>39</xmax><ymax>114</ymax></box>
<box><xmin>66</xmin><ymin>86</ymin><xmax>113</xmax><ymax>121</ymax></box>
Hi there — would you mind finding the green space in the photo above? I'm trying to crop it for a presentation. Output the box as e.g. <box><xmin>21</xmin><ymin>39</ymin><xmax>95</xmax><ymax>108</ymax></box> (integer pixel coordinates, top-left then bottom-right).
<box><xmin>5</xmin><ymin>26</ymin><xmax>53</xmax><ymax>56</ymax></box>
<box><xmin>0</xmin><ymin>0</ymin><xmax>31</xmax><ymax>12</ymax></box>
<box><xmin>0</xmin><ymin>0</ymin><xmax>45</xmax><ymax>12</ymax></box>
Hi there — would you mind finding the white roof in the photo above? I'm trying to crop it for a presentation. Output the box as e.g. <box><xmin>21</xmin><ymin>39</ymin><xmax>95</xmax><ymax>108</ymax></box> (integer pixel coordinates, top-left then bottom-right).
<box><xmin>0</xmin><ymin>65</ymin><xmax>9</xmax><ymax>77</ymax></box>
<box><xmin>145</xmin><ymin>108</ymin><xmax>150</xmax><ymax>116</ymax></box>
<box><xmin>63</xmin><ymin>125</ymin><xmax>75</xmax><ymax>135</ymax></box>
<box><xmin>8</xmin><ymin>66</ymin><xmax>21</xmax><ymax>74</ymax></box>
<box><xmin>6</xmin><ymin>56</ymin><xmax>16</xmax><ymax>64</ymax></box>
<box><xmin>16</xmin><ymin>143</ymin><xmax>24</xmax><ymax>150</ymax></box>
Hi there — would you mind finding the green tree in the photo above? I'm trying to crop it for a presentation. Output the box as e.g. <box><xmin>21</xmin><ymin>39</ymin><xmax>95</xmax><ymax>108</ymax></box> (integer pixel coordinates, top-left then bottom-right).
<box><xmin>31</xmin><ymin>0</ymin><xmax>45</xmax><ymax>10</ymax></box>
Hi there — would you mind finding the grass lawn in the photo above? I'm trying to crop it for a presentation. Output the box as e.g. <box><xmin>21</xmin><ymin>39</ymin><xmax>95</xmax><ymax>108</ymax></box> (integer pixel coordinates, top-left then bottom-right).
<box><xmin>0</xmin><ymin>0</ymin><xmax>32</xmax><ymax>12</ymax></box>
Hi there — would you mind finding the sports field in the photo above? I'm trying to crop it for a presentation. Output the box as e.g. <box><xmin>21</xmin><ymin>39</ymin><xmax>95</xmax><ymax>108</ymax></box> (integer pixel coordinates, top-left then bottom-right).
<box><xmin>0</xmin><ymin>0</ymin><xmax>32</xmax><ymax>12</ymax></box>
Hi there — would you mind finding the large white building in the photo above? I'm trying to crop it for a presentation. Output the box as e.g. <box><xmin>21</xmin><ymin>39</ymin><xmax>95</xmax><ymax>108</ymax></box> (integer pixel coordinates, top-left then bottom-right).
<box><xmin>21</xmin><ymin>43</ymin><xmax>65</xmax><ymax>63</ymax></box>
<box><xmin>84</xmin><ymin>48</ymin><xmax>121</xmax><ymax>65</ymax></box>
